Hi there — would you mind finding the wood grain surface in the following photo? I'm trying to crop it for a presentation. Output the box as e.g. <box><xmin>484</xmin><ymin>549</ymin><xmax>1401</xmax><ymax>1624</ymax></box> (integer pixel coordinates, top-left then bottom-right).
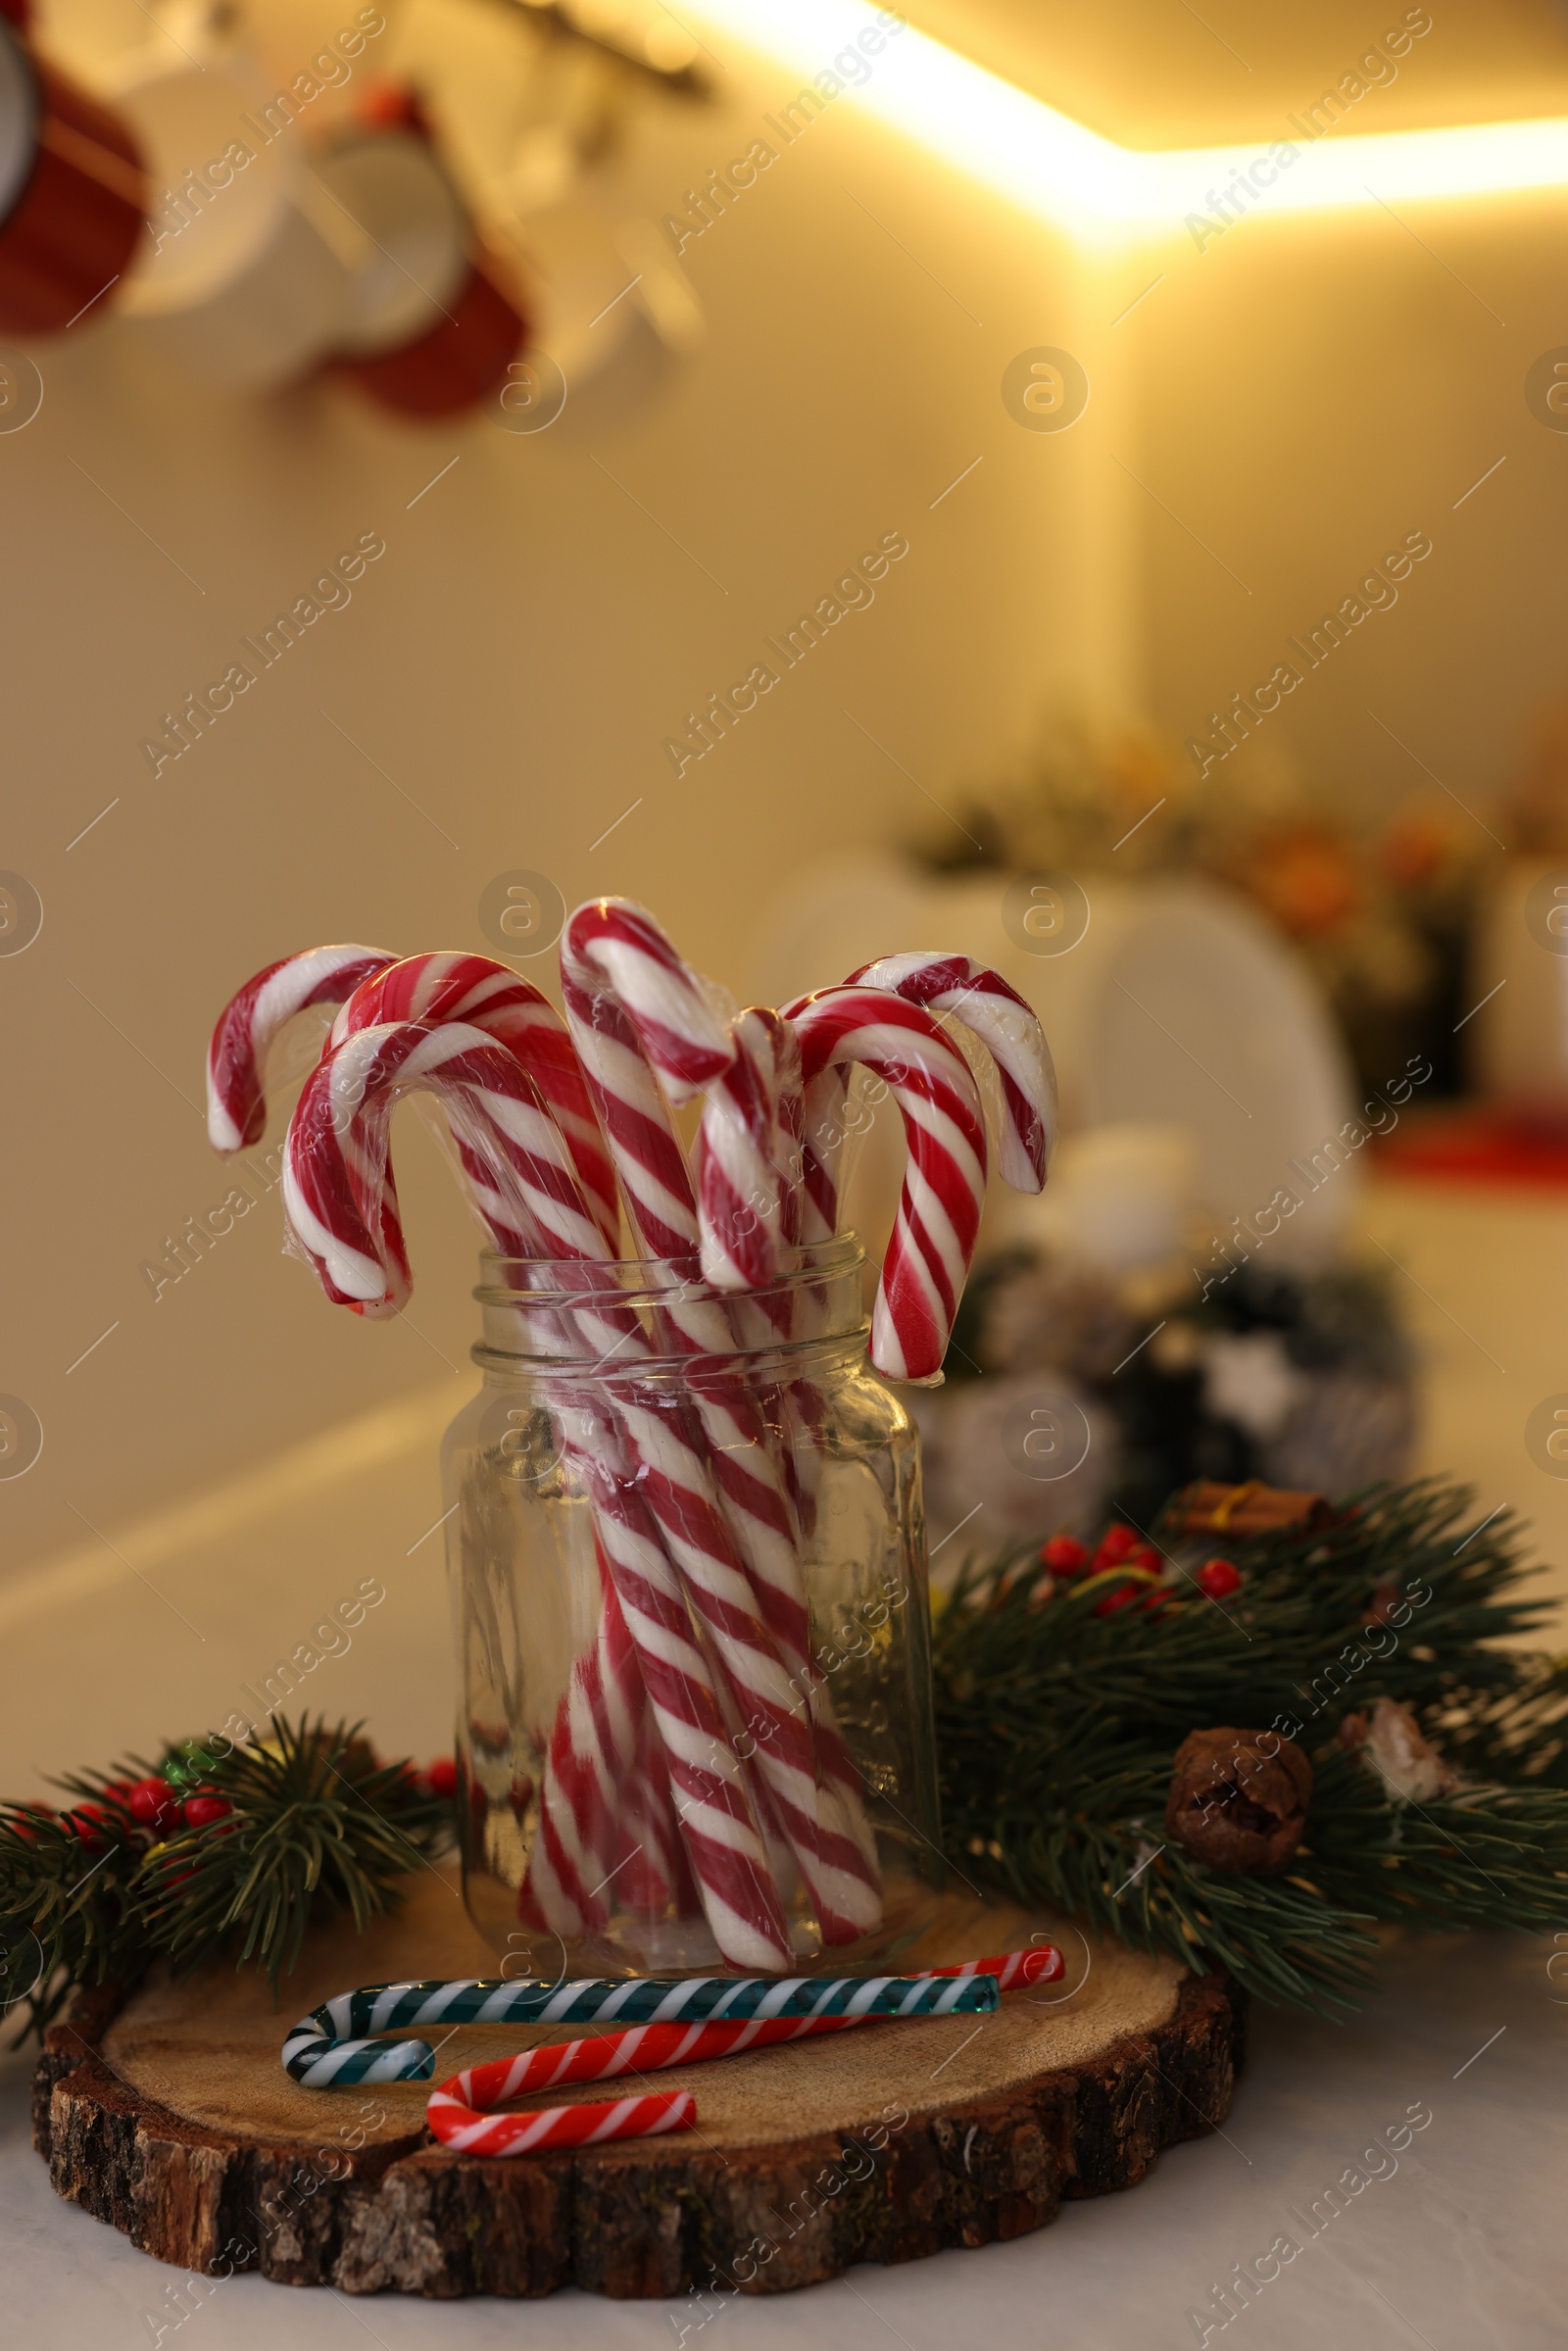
<box><xmin>32</xmin><ymin>1874</ymin><xmax>1246</xmax><ymax>2298</ymax></box>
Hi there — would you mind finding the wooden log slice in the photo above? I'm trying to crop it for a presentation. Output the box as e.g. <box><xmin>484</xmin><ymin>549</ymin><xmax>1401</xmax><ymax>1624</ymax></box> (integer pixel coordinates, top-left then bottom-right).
<box><xmin>33</xmin><ymin>1874</ymin><xmax>1246</xmax><ymax>2298</ymax></box>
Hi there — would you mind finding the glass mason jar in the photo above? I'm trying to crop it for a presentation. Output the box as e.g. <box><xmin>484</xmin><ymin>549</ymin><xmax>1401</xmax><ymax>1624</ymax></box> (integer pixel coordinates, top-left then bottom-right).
<box><xmin>442</xmin><ymin>1241</ymin><xmax>944</xmax><ymax>1978</ymax></box>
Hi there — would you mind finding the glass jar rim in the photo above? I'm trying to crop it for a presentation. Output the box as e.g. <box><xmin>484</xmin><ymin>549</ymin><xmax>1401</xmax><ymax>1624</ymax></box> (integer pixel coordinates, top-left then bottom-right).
<box><xmin>469</xmin><ymin>1236</ymin><xmax>870</xmax><ymax>1374</ymax></box>
<box><xmin>473</xmin><ymin>1234</ymin><xmax>864</xmax><ymax>1310</ymax></box>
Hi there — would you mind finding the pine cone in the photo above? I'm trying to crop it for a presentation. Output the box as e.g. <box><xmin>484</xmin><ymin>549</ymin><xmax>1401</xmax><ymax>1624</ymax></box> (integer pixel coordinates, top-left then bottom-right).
<box><xmin>1164</xmin><ymin>1726</ymin><xmax>1312</xmax><ymax>1874</ymax></box>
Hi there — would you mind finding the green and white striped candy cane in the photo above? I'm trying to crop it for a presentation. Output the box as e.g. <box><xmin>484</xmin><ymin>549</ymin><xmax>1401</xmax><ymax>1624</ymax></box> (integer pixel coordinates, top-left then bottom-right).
<box><xmin>282</xmin><ymin>1969</ymin><xmax>1000</xmax><ymax>2087</ymax></box>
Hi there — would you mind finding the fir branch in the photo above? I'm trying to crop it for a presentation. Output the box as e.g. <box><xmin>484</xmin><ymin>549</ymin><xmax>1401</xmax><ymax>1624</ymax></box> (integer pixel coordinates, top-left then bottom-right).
<box><xmin>137</xmin><ymin>1717</ymin><xmax>449</xmax><ymax>1991</ymax></box>
<box><xmin>1</xmin><ymin>1718</ymin><xmax>452</xmax><ymax>2036</ymax></box>
<box><xmin>1302</xmin><ymin>1748</ymin><xmax>1568</xmax><ymax>1932</ymax></box>
<box><xmin>1427</xmin><ymin>1657</ymin><xmax>1568</xmax><ymax>1789</ymax></box>
<box><xmin>935</xmin><ymin>1478</ymin><xmax>1568</xmax><ymax>2011</ymax></box>
<box><xmin>0</xmin><ymin>1799</ymin><xmax>144</xmax><ymax>2040</ymax></box>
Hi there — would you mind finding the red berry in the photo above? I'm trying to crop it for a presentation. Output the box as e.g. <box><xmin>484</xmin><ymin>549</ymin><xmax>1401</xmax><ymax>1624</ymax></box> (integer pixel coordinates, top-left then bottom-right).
<box><xmin>425</xmin><ymin>1757</ymin><xmax>459</xmax><ymax>1798</ymax></box>
<box><xmin>1196</xmin><ymin>1557</ymin><xmax>1243</xmax><ymax>1599</ymax></box>
<box><xmin>63</xmin><ymin>1802</ymin><xmax>111</xmax><ymax>1848</ymax></box>
<box><xmin>1094</xmin><ymin>1572</ymin><xmax>1158</xmax><ymax>1617</ymax></box>
<box><xmin>1093</xmin><ymin>1524</ymin><xmax>1144</xmax><ymax>1569</ymax></box>
<box><xmin>102</xmin><ymin>1778</ymin><xmax>136</xmax><ymax>1800</ymax></box>
<box><xmin>1040</xmin><ymin>1535</ymin><xmax>1088</xmax><ymax>1576</ymax></box>
<box><xmin>1122</xmin><ymin>1543</ymin><xmax>1159</xmax><ymax>1575</ymax></box>
<box><xmin>181</xmin><ymin>1793</ymin><xmax>232</xmax><ymax>1829</ymax></box>
<box><xmin>128</xmin><ymin>1776</ymin><xmax>179</xmax><ymax>1829</ymax></box>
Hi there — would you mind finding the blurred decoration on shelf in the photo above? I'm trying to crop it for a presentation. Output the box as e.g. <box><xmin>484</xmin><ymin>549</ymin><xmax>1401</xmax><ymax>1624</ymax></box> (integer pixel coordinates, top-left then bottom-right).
<box><xmin>913</xmin><ymin>1238</ymin><xmax>1416</xmax><ymax>1551</ymax></box>
<box><xmin>758</xmin><ymin>848</ymin><xmax>1362</xmax><ymax>1278</ymax></box>
<box><xmin>0</xmin><ymin>0</ymin><xmax>706</xmax><ymax>416</ymax></box>
<box><xmin>910</xmin><ymin>715</ymin><xmax>1488</xmax><ymax>1102</ymax></box>
<box><xmin>760</xmin><ymin>842</ymin><xmax>1419</xmax><ymax>1553</ymax></box>
<box><xmin>1465</xmin><ymin>701</ymin><xmax>1568</xmax><ymax>1124</ymax></box>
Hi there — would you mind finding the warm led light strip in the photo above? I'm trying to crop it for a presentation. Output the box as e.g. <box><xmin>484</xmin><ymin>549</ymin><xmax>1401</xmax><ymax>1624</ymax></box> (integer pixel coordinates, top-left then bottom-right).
<box><xmin>679</xmin><ymin>0</ymin><xmax>1568</xmax><ymax>240</ymax></box>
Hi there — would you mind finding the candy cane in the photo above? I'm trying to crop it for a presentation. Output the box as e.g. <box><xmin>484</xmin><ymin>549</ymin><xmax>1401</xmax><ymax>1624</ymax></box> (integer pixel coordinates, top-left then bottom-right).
<box><xmin>923</xmin><ymin>1945</ymin><xmax>1065</xmax><ymax>1988</ymax></box>
<box><xmin>425</xmin><ymin>2087</ymin><xmax>696</xmax><ymax>2158</ymax></box>
<box><xmin>561</xmin><ymin>908</ymin><xmax>880</xmax><ymax>1939</ymax></box>
<box><xmin>281</xmin><ymin>1060</ymin><xmax>780</xmax><ymax>1964</ymax></box>
<box><xmin>328</xmin><ymin>953</ymin><xmax>621</xmax><ymax>1250</ymax></box>
<box><xmin>431</xmin><ymin>2010</ymin><xmax>873</xmax><ymax>2114</ymax></box>
<box><xmin>207</xmin><ymin>944</ymin><xmax>395</xmax><ymax>1152</ymax></box>
<box><xmin>565</xmin><ymin>897</ymin><xmax>733</xmax><ymax>1103</ymax></box>
<box><xmin>425</xmin><ymin>1948</ymin><xmax>1063</xmax><ymax>2110</ymax></box>
<box><xmin>692</xmin><ymin>1008</ymin><xmax>874</xmax><ymax>1880</ymax></box>
<box><xmin>324</xmin><ymin>958</ymin><xmax>665</xmax><ymax>1924</ymax></box>
<box><xmin>789</xmin><ymin>991</ymin><xmax>988</xmax><ymax>1381</ymax></box>
<box><xmin>282</xmin><ymin>1021</ymin><xmax>605</xmax><ymax>1313</ymax></box>
<box><xmin>695</xmin><ymin>1007</ymin><xmax>799</xmax><ymax>1292</ymax></box>
<box><xmin>561</xmin><ymin>898</ymin><xmax>729</xmax><ymax>1262</ymax></box>
<box><xmin>282</xmin><ymin>1019</ymin><xmax>792</xmax><ymax>1967</ymax></box>
<box><xmin>283</xmin><ymin>1967</ymin><xmax>998</xmax><ymax>2084</ymax></box>
<box><xmin>213</xmin><ymin>957</ymin><xmax>660</xmax><ymax>1931</ymax></box>
<box><xmin>318</xmin><ymin>955</ymin><xmax>741</xmax><ymax>1935</ymax></box>
<box><xmin>844</xmin><ymin>954</ymin><xmax>1056</xmax><ymax>1193</ymax></box>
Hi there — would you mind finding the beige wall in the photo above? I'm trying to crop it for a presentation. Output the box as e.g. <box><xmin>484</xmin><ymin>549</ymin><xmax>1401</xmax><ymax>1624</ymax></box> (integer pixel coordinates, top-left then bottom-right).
<box><xmin>1133</xmin><ymin>186</ymin><xmax>1568</xmax><ymax>808</ymax></box>
<box><xmin>5</xmin><ymin>2</ymin><xmax>1563</xmax><ymax>1583</ymax></box>
<box><xmin>1</xmin><ymin>11</ymin><xmax>1111</xmax><ymax>1577</ymax></box>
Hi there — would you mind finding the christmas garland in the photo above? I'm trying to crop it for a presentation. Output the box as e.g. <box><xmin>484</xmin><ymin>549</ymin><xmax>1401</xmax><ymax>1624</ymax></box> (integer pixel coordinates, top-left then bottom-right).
<box><xmin>0</xmin><ymin>1717</ymin><xmax>450</xmax><ymax>2039</ymax></box>
<box><xmin>934</xmin><ymin>1477</ymin><xmax>1568</xmax><ymax>2009</ymax></box>
<box><xmin>4</xmin><ymin>1480</ymin><xmax>1566</xmax><ymax>2035</ymax></box>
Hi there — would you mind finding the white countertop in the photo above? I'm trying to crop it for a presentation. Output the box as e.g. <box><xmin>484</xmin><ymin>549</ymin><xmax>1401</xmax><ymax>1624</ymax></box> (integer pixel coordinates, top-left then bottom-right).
<box><xmin>3</xmin><ymin>1176</ymin><xmax>1566</xmax><ymax>2341</ymax></box>
<box><xmin>6</xmin><ymin>1926</ymin><xmax>1564</xmax><ymax>2349</ymax></box>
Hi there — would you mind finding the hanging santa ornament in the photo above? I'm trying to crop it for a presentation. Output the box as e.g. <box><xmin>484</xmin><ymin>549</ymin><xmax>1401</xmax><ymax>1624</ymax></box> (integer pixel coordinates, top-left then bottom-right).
<box><xmin>0</xmin><ymin>13</ymin><xmax>147</xmax><ymax>334</ymax></box>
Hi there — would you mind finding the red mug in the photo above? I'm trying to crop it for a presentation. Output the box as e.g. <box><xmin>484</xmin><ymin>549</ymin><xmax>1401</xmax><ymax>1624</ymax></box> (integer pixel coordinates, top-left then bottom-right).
<box><xmin>0</xmin><ymin>20</ymin><xmax>147</xmax><ymax>334</ymax></box>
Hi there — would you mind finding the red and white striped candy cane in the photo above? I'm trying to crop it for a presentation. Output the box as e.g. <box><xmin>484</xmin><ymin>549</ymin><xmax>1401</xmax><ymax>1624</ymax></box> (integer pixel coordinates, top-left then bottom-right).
<box><xmin>921</xmin><ymin>1945</ymin><xmax>1065</xmax><ymax>1989</ymax></box>
<box><xmin>329</xmin><ymin>953</ymin><xmax>621</xmax><ymax>1250</ymax></box>
<box><xmin>210</xmin><ymin>950</ymin><xmax>652</xmax><ymax>1930</ymax></box>
<box><xmin>422</xmin><ymin>1961</ymin><xmax>1057</xmax><ymax>2139</ymax></box>
<box><xmin>207</xmin><ymin>945</ymin><xmax>395</xmax><ymax>1153</ymax></box>
<box><xmin>323</xmin><ymin>956</ymin><xmax>662</xmax><ymax>1920</ymax></box>
<box><xmin>281</xmin><ymin>1024</ymin><xmax>792</xmax><ymax>1970</ymax></box>
<box><xmin>425</xmin><ymin>2084</ymin><xmax>696</xmax><ymax>2159</ymax></box>
<box><xmin>282</xmin><ymin>1022</ymin><xmax>605</xmax><ymax>1312</ymax></box>
<box><xmin>431</xmin><ymin>2010</ymin><xmax>868</xmax><ymax>2116</ymax></box>
<box><xmin>696</xmin><ymin>1007</ymin><xmax>800</xmax><ymax>1293</ymax></box>
<box><xmin>789</xmin><ymin>991</ymin><xmax>989</xmax><ymax>1381</ymax></box>
<box><xmin>561</xmin><ymin>898</ymin><xmax>728</xmax><ymax>1262</ymax></box>
<box><xmin>282</xmin><ymin>1016</ymin><xmax>650</xmax><ymax>1936</ymax></box>
<box><xmin>845</xmin><ymin>954</ymin><xmax>1056</xmax><ymax>1192</ymax></box>
<box><xmin>606</xmin><ymin>1372</ymin><xmax>880</xmax><ymax>1941</ymax></box>
<box><xmin>565</xmin><ymin>897</ymin><xmax>733</xmax><ymax>1103</ymax></box>
<box><xmin>561</xmin><ymin>908</ymin><xmax>880</xmax><ymax>1939</ymax></box>
<box><xmin>560</xmin><ymin>1416</ymin><xmax>793</xmax><ymax>1969</ymax></box>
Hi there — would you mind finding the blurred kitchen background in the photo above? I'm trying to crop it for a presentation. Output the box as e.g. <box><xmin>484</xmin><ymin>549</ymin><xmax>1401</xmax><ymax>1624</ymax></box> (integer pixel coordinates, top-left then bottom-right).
<box><xmin>5</xmin><ymin>0</ymin><xmax>1568</xmax><ymax>1786</ymax></box>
